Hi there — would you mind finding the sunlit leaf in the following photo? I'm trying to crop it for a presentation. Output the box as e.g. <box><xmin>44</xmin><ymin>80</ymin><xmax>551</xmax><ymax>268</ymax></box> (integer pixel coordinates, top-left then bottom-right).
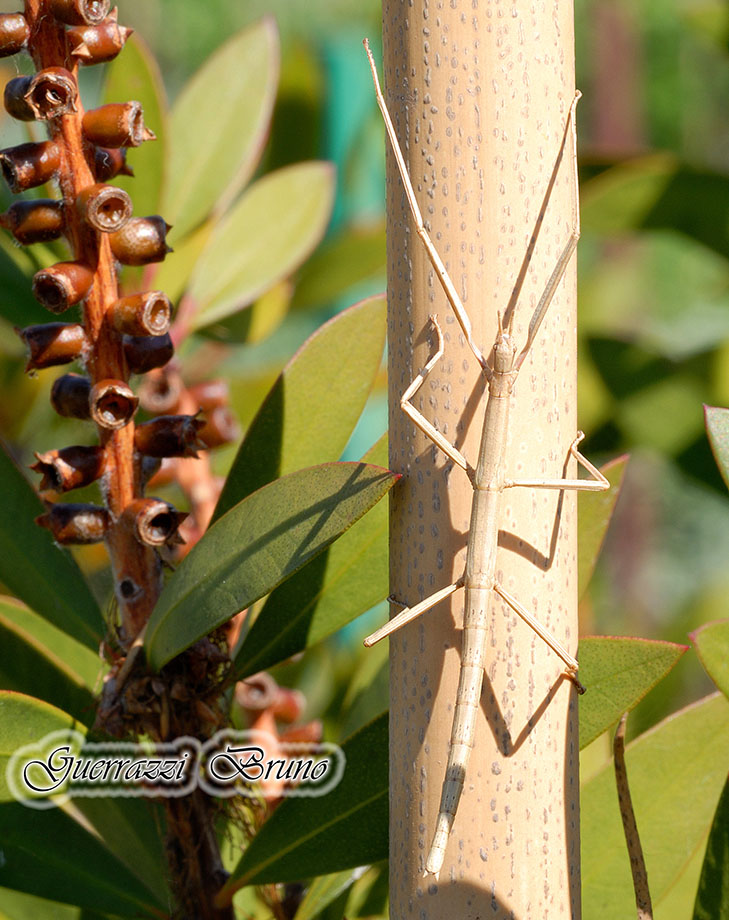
<box><xmin>145</xmin><ymin>463</ymin><xmax>398</xmax><ymax>669</ymax></box>
<box><xmin>578</xmin><ymin>636</ymin><xmax>688</xmax><ymax>749</ymax></box>
<box><xmin>691</xmin><ymin>619</ymin><xmax>729</xmax><ymax>699</ymax></box>
<box><xmin>578</xmin><ymin>455</ymin><xmax>627</xmax><ymax>598</ymax></box>
<box><xmin>187</xmin><ymin>162</ymin><xmax>335</xmax><ymax>330</ymax></box>
<box><xmin>294</xmin><ymin>868</ymin><xmax>365</xmax><ymax>920</ymax></box>
<box><xmin>162</xmin><ymin>17</ymin><xmax>279</xmax><ymax>240</ymax></box>
<box><xmin>705</xmin><ymin>405</ymin><xmax>729</xmax><ymax>492</ymax></box>
<box><xmin>582</xmin><ymin>693</ymin><xmax>729</xmax><ymax>919</ymax></box>
<box><xmin>693</xmin><ymin>776</ymin><xmax>729</xmax><ymax>920</ymax></box>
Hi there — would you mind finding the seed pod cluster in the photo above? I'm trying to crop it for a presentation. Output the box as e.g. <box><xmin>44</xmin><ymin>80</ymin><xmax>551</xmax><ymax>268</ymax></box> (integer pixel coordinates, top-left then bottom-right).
<box><xmin>0</xmin><ymin>2</ymin><xmax>190</xmax><ymax>635</ymax></box>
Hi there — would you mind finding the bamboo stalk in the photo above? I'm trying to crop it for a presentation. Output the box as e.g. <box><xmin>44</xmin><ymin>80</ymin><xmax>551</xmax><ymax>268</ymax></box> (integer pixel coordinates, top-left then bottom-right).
<box><xmin>384</xmin><ymin>0</ymin><xmax>580</xmax><ymax>915</ymax></box>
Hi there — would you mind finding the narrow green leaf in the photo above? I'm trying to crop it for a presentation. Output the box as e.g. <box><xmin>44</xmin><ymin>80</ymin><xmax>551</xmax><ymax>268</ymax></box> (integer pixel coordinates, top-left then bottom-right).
<box><xmin>693</xmin><ymin>776</ymin><xmax>729</xmax><ymax>920</ymax></box>
<box><xmin>582</xmin><ymin>693</ymin><xmax>729</xmax><ymax>919</ymax></box>
<box><xmin>188</xmin><ymin>161</ymin><xmax>335</xmax><ymax>330</ymax></box>
<box><xmin>705</xmin><ymin>405</ymin><xmax>729</xmax><ymax>492</ymax></box>
<box><xmin>215</xmin><ymin>295</ymin><xmax>386</xmax><ymax>518</ymax></box>
<box><xmin>221</xmin><ymin>713</ymin><xmax>388</xmax><ymax>895</ymax></box>
<box><xmin>162</xmin><ymin>17</ymin><xmax>279</xmax><ymax>240</ymax></box>
<box><xmin>0</xmin><ymin>597</ymin><xmax>99</xmax><ymax>726</ymax></box>
<box><xmin>578</xmin><ymin>455</ymin><xmax>627</xmax><ymax>598</ymax></box>
<box><xmin>0</xmin><ymin>443</ymin><xmax>101</xmax><ymax>650</ymax></box>
<box><xmin>145</xmin><ymin>463</ymin><xmax>398</xmax><ymax>669</ymax></box>
<box><xmin>0</xmin><ymin>886</ymin><xmax>94</xmax><ymax>919</ymax></box>
<box><xmin>578</xmin><ymin>637</ymin><xmax>687</xmax><ymax>749</ymax></box>
<box><xmin>691</xmin><ymin>620</ymin><xmax>729</xmax><ymax>698</ymax></box>
<box><xmin>0</xmin><ymin>238</ymin><xmax>48</xmax><ymax>328</ymax></box>
<box><xmin>232</xmin><ymin>435</ymin><xmax>389</xmax><ymax>679</ymax></box>
<box><xmin>102</xmin><ymin>32</ymin><xmax>168</xmax><ymax>216</ymax></box>
<box><xmin>294</xmin><ymin>868</ymin><xmax>364</xmax><ymax>920</ymax></box>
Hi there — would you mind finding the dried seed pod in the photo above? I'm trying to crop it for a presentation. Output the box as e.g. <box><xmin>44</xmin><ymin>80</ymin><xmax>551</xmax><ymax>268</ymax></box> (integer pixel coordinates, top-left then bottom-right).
<box><xmin>82</xmin><ymin>101</ymin><xmax>155</xmax><ymax>148</ymax></box>
<box><xmin>32</xmin><ymin>262</ymin><xmax>94</xmax><ymax>313</ymax></box>
<box><xmin>140</xmin><ymin>454</ymin><xmax>164</xmax><ymax>488</ymax></box>
<box><xmin>188</xmin><ymin>379</ymin><xmax>230</xmax><ymax>412</ymax></box>
<box><xmin>48</xmin><ymin>0</ymin><xmax>110</xmax><ymax>26</ymax></box>
<box><xmin>123</xmin><ymin>333</ymin><xmax>174</xmax><ymax>374</ymax></box>
<box><xmin>51</xmin><ymin>373</ymin><xmax>92</xmax><ymax>419</ymax></box>
<box><xmin>93</xmin><ymin>146</ymin><xmax>133</xmax><ymax>181</ymax></box>
<box><xmin>112</xmin><ymin>291</ymin><xmax>171</xmax><ymax>336</ymax></box>
<box><xmin>76</xmin><ymin>183</ymin><xmax>132</xmax><ymax>232</ymax></box>
<box><xmin>31</xmin><ymin>445</ymin><xmax>105</xmax><ymax>492</ymax></box>
<box><xmin>121</xmin><ymin>498</ymin><xmax>188</xmax><ymax>547</ymax></box>
<box><xmin>198</xmin><ymin>406</ymin><xmax>240</xmax><ymax>449</ymax></box>
<box><xmin>0</xmin><ymin>13</ymin><xmax>30</xmax><ymax>57</ymax></box>
<box><xmin>0</xmin><ymin>141</ymin><xmax>60</xmax><ymax>193</ymax></box>
<box><xmin>134</xmin><ymin>414</ymin><xmax>206</xmax><ymax>458</ymax></box>
<box><xmin>138</xmin><ymin>368</ymin><xmax>182</xmax><ymax>414</ymax></box>
<box><xmin>272</xmin><ymin>686</ymin><xmax>306</xmax><ymax>724</ymax></box>
<box><xmin>235</xmin><ymin>673</ymin><xmax>279</xmax><ymax>712</ymax></box>
<box><xmin>68</xmin><ymin>9</ymin><xmax>132</xmax><ymax>64</ymax></box>
<box><xmin>17</xmin><ymin>322</ymin><xmax>87</xmax><ymax>371</ymax></box>
<box><xmin>89</xmin><ymin>378</ymin><xmax>138</xmax><ymax>429</ymax></box>
<box><xmin>0</xmin><ymin>200</ymin><xmax>65</xmax><ymax>245</ymax></box>
<box><xmin>109</xmin><ymin>216</ymin><xmax>171</xmax><ymax>265</ymax></box>
<box><xmin>4</xmin><ymin>68</ymin><xmax>77</xmax><ymax>121</ymax></box>
<box><xmin>36</xmin><ymin>502</ymin><xmax>109</xmax><ymax>544</ymax></box>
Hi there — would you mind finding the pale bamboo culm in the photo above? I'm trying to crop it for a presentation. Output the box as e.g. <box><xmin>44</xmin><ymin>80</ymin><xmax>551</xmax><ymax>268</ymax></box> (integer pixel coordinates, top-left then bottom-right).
<box><xmin>363</xmin><ymin>39</ymin><xmax>610</xmax><ymax>880</ymax></box>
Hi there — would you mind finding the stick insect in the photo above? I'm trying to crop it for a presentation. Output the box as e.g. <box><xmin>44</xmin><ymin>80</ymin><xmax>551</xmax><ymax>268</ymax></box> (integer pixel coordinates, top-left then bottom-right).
<box><xmin>363</xmin><ymin>40</ymin><xmax>610</xmax><ymax>880</ymax></box>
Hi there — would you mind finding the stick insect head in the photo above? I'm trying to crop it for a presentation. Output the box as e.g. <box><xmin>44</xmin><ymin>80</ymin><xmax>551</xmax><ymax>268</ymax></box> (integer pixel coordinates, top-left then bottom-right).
<box><xmin>492</xmin><ymin>311</ymin><xmax>517</xmax><ymax>374</ymax></box>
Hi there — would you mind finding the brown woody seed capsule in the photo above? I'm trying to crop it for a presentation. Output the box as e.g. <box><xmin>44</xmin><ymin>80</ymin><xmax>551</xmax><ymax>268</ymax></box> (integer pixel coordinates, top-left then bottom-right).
<box><xmin>93</xmin><ymin>146</ymin><xmax>133</xmax><ymax>181</ymax></box>
<box><xmin>4</xmin><ymin>68</ymin><xmax>77</xmax><ymax>121</ymax></box>
<box><xmin>134</xmin><ymin>414</ymin><xmax>207</xmax><ymax>458</ymax></box>
<box><xmin>188</xmin><ymin>379</ymin><xmax>230</xmax><ymax>411</ymax></box>
<box><xmin>0</xmin><ymin>13</ymin><xmax>29</xmax><ymax>57</ymax></box>
<box><xmin>89</xmin><ymin>378</ymin><xmax>138</xmax><ymax>429</ymax></box>
<box><xmin>76</xmin><ymin>183</ymin><xmax>132</xmax><ymax>232</ymax></box>
<box><xmin>198</xmin><ymin>406</ymin><xmax>240</xmax><ymax>449</ymax></box>
<box><xmin>0</xmin><ymin>141</ymin><xmax>60</xmax><ymax>193</ymax></box>
<box><xmin>122</xmin><ymin>498</ymin><xmax>188</xmax><ymax>547</ymax></box>
<box><xmin>31</xmin><ymin>445</ymin><xmax>105</xmax><ymax>492</ymax></box>
<box><xmin>51</xmin><ymin>373</ymin><xmax>92</xmax><ymax>419</ymax></box>
<box><xmin>1</xmin><ymin>200</ymin><xmax>65</xmax><ymax>245</ymax></box>
<box><xmin>123</xmin><ymin>333</ymin><xmax>174</xmax><ymax>374</ymax></box>
<box><xmin>48</xmin><ymin>0</ymin><xmax>110</xmax><ymax>25</ymax></box>
<box><xmin>112</xmin><ymin>291</ymin><xmax>171</xmax><ymax>336</ymax></box>
<box><xmin>33</xmin><ymin>262</ymin><xmax>94</xmax><ymax>313</ymax></box>
<box><xmin>17</xmin><ymin>322</ymin><xmax>87</xmax><ymax>371</ymax></box>
<box><xmin>138</xmin><ymin>368</ymin><xmax>182</xmax><ymax>414</ymax></box>
<box><xmin>82</xmin><ymin>101</ymin><xmax>155</xmax><ymax>148</ymax></box>
<box><xmin>109</xmin><ymin>216</ymin><xmax>172</xmax><ymax>266</ymax></box>
<box><xmin>68</xmin><ymin>9</ymin><xmax>132</xmax><ymax>64</ymax></box>
<box><xmin>36</xmin><ymin>502</ymin><xmax>109</xmax><ymax>544</ymax></box>
<box><xmin>235</xmin><ymin>673</ymin><xmax>279</xmax><ymax>712</ymax></box>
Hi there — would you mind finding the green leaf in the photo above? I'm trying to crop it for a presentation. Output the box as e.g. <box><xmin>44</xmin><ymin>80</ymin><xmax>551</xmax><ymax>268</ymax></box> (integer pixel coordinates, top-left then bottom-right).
<box><xmin>162</xmin><ymin>17</ymin><xmax>279</xmax><ymax>240</ymax></box>
<box><xmin>705</xmin><ymin>405</ymin><xmax>729</xmax><ymax>492</ymax></box>
<box><xmin>232</xmin><ymin>435</ymin><xmax>389</xmax><ymax>679</ymax></box>
<box><xmin>582</xmin><ymin>693</ymin><xmax>729</xmax><ymax>919</ymax></box>
<box><xmin>215</xmin><ymin>295</ymin><xmax>386</xmax><ymax>518</ymax></box>
<box><xmin>0</xmin><ymin>442</ymin><xmax>101</xmax><ymax>650</ymax></box>
<box><xmin>102</xmin><ymin>31</ymin><xmax>168</xmax><ymax>216</ymax></box>
<box><xmin>0</xmin><ymin>237</ymin><xmax>48</xmax><ymax>328</ymax></box>
<box><xmin>294</xmin><ymin>868</ymin><xmax>365</xmax><ymax>920</ymax></box>
<box><xmin>693</xmin><ymin>776</ymin><xmax>729</xmax><ymax>920</ymax></box>
<box><xmin>221</xmin><ymin>713</ymin><xmax>388</xmax><ymax>897</ymax></box>
<box><xmin>578</xmin><ymin>455</ymin><xmax>627</xmax><ymax>598</ymax></box>
<box><xmin>187</xmin><ymin>161</ymin><xmax>335</xmax><ymax>330</ymax></box>
<box><xmin>0</xmin><ymin>597</ymin><xmax>99</xmax><ymax>726</ymax></box>
<box><xmin>0</xmin><ymin>886</ymin><xmax>93</xmax><ymax>919</ymax></box>
<box><xmin>578</xmin><ymin>636</ymin><xmax>687</xmax><ymax>749</ymax></box>
<box><xmin>145</xmin><ymin>462</ymin><xmax>399</xmax><ymax>669</ymax></box>
<box><xmin>691</xmin><ymin>620</ymin><xmax>729</xmax><ymax>698</ymax></box>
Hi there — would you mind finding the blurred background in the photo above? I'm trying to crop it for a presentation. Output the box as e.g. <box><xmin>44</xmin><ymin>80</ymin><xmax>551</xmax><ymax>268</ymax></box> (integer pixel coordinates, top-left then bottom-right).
<box><xmin>0</xmin><ymin>0</ymin><xmax>727</xmax><ymax>762</ymax></box>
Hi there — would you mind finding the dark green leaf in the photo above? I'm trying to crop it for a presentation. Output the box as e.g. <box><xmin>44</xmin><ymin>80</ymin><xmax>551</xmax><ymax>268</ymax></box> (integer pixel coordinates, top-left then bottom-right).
<box><xmin>693</xmin><ymin>776</ymin><xmax>729</xmax><ymax>920</ymax></box>
<box><xmin>0</xmin><ymin>237</ymin><xmax>49</xmax><ymax>328</ymax></box>
<box><xmin>215</xmin><ymin>295</ymin><xmax>386</xmax><ymax>518</ymax></box>
<box><xmin>232</xmin><ymin>435</ymin><xmax>389</xmax><ymax>679</ymax></box>
<box><xmin>188</xmin><ymin>162</ymin><xmax>335</xmax><ymax>330</ymax></box>
<box><xmin>0</xmin><ymin>597</ymin><xmax>99</xmax><ymax>726</ymax></box>
<box><xmin>102</xmin><ymin>32</ymin><xmax>168</xmax><ymax>216</ymax></box>
<box><xmin>705</xmin><ymin>405</ymin><xmax>729</xmax><ymax>493</ymax></box>
<box><xmin>691</xmin><ymin>619</ymin><xmax>729</xmax><ymax>698</ymax></box>
<box><xmin>162</xmin><ymin>17</ymin><xmax>279</xmax><ymax>240</ymax></box>
<box><xmin>582</xmin><ymin>693</ymin><xmax>729</xmax><ymax>918</ymax></box>
<box><xmin>578</xmin><ymin>455</ymin><xmax>627</xmax><ymax>598</ymax></box>
<box><xmin>0</xmin><ymin>442</ymin><xmax>101</xmax><ymax>650</ymax></box>
<box><xmin>145</xmin><ymin>463</ymin><xmax>398</xmax><ymax>669</ymax></box>
<box><xmin>578</xmin><ymin>636</ymin><xmax>687</xmax><ymax>749</ymax></box>
<box><xmin>220</xmin><ymin>713</ymin><xmax>388</xmax><ymax>896</ymax></box>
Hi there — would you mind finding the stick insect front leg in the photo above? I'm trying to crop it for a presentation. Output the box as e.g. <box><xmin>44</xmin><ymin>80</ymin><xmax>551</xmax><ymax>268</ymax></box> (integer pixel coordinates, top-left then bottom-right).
<box><xmin>364</xmin><ymin>40</ymin><xmax>609</xmax><ymax>880</ymax></box>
